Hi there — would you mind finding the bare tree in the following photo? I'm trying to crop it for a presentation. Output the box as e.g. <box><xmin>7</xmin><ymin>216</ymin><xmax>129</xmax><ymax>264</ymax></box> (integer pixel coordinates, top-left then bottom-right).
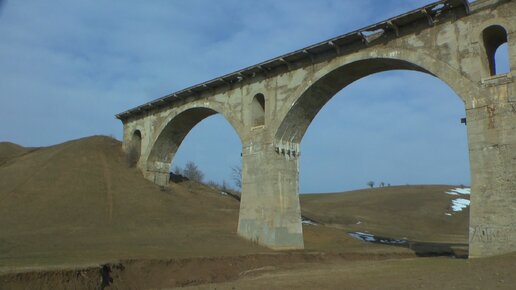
<box><xmin>367</xmin><ymin>181</ymin><xmax>375</xmax><ymax>188</ymax></box>
<box><xmin>172</xmin><ymin>165</ymin><xmax>183</xmax><ymax>176</ymax></box>
<box><xmin>231</xmin><ymin>165</ymin><xmax>242</xmax><ymax>190</ymax></box>
<box><xmin>206</xmin><ymin>180</ymin><xmax>220</xmax><ymax>189</ymax></box>
<box><xmin>380</xmin><ymin>182</ymin><xmax>385</xmax><ymax>187</ymax></box>
<box><xmin>221</xmin><ymin>180</ymin><xmax>230</xmax><ymax>192</ymax></box>
<box><xmin>183</xmin><ymin>161</ymin><xmax>204</xmax><ymax>182</ymax></box>
<box><xmin>207</xmin><ymin>180</ymin><xmax>230</xmax><ymax>190</ymax></box>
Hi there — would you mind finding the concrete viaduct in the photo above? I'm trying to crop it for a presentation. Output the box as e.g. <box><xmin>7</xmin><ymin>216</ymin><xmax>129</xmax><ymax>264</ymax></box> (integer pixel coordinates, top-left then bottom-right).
<box><xmin>117</xmin><ymin>0</ymin><xmax>515</xmax><ymax>258</ymax></box>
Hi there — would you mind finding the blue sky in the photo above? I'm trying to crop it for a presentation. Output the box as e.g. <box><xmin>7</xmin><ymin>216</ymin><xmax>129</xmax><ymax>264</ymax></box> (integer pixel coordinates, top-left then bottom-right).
<box><xmin>0</xmin><ymin>0</ymin><xmax>508</xmax><ymax>192</ymax></box>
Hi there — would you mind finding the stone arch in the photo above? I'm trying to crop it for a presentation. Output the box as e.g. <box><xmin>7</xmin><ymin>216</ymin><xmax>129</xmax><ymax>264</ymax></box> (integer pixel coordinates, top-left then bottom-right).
<box><xmin>145</xmin><ymin>104</ymin><xmax>244</xmax><ymax>184</ymax></box>
<box><xmin>274</xmin><ymin>49</ymin><xmax>480</xmax><ymax>145</ymax></box>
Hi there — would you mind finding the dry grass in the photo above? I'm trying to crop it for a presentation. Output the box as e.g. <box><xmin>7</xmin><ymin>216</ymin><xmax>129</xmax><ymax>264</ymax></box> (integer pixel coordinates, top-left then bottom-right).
<box><xmin>2</xmin><ymin>136</ymin><xmax>513</xmax><ymax>290</ymax></box>
<box><xmin>0</xmin><ymin>136</ymin><xmax>269</xmax><ymax>270</ymax></box>
<box><xmin>301</xmin><ymin>185</ymin><xmax>469</xmax><ymax>243</ymax></box>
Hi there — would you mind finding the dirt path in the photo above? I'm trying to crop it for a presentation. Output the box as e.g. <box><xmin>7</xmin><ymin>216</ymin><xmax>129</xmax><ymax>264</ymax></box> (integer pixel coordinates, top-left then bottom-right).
<box><xmin>0</xmin><ymin>252</ymin><xmax>414</xmax><ymax>290</ymax></box>
<box><xmin>184</xmin><ymin>253</ymin><xmax>516</xmax><ymax>290</ymax></box>
<box><xmin>2</xmin><ymin>252</ymin><xmax>515</xmax><ymax>290</ymax></box>
<box><xmin>4</xmin><ymin>144</ymin><xmax>70</xmax><ymax>195</ymax></box>
<box><xmin>99</xmin><ymin>152</ymin><xmax>113</xmax><ymax>223</ymax></box>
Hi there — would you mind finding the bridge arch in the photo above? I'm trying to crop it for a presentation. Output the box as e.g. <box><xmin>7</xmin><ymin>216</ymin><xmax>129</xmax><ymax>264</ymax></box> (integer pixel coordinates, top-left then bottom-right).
<box><xmin>274</xmin><ymin>49</ymin><xmax>481</xmax><ymax>144</ymax></box>
<box><xmin>145</xmin><ymin>103</ymin><xmax>244</xmax><ymax>184</ymax></box>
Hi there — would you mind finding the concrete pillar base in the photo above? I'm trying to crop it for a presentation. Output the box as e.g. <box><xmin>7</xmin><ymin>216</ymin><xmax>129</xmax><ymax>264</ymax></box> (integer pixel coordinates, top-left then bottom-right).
<box><xmin>238</xmin><ymin>143</ymin><xmax>304</xmax><ymax>250</ymax></box>
<box><xmin>142</xmin><ymin>161</ymin><xmax>171</xmax><ymax>186</ymax></box>
<box><xmin>467</xmin><ymin>100</ymin><xmax>516</xmax><ymax>257</ymax></box>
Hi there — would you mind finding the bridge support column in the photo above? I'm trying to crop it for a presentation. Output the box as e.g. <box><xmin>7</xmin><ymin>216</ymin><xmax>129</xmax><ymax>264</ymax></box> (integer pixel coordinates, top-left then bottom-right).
<box><xmin>468</xmin><ymin>85</ymin><xmax>516</xmax><ymax>257</ymax></box>
<box><xmin>143</xmin><ymin>161</ymin><xmax>171</xmax><ymax>187</ymax></box>
<box><xmin>238</xmin><ymin>143</ymin><xmax>304</xmax><ymax>250</ymax></box>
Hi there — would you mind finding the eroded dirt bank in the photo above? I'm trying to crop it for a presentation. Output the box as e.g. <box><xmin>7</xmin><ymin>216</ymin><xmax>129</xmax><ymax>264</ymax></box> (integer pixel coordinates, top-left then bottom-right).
<box><xmin>3</xmin><ymin>251</ymin><xmax>516</xmax><ymax>290</ymax></box>
<box><xmin>0</xmin><ymin>252</ymin><xmax>414</xmax><ymax>290</ymax></box>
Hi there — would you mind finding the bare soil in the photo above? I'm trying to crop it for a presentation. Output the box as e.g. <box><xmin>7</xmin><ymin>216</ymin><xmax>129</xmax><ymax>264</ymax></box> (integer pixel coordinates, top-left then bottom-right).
<box><xmin>0</xmin><ymin>136</ymin><xmax>513</xmax><ymax>289</ymax></box>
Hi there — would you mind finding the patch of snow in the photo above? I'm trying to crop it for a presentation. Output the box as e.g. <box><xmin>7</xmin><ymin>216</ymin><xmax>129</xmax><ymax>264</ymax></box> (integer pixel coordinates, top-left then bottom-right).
<box><xmin>220</xmin><ymin>191</ymin><xmax>228</xmax><ymax>196</ymax></box>
<box><xmin>349</xmin><ymin>232</ymin><xmax>376</xmax><ymax>242</ymax></box>
<box><xmin>377</xmin><ymin>237</ymin><xmax>407</xmax><ymax>245</ymax></box>
<box><xmin>445</xmin><ymin>188</ymin><xmax>471</xmax><ymax>215</ymax></box>
<box><xmin>446</xmin><ymin>188</ymin><xmax>470</xmax><ymax>195</ymax></box>
<box><xmin>451</xmin><ymin>198</ymin><xmax>470</xmax><ymax>212</ymax></box>
<box><xmin>301</xmin><ymin>217</ymin><xmax>318</xmax><ymax>226</ymax></box>
<box><xmin>348</xmin><ymin>232</ymin><xmax>408</xmax><ymax>245</ymax></box>
<box><xmin>356</xmin><ymin>221</ymin><xmax>362</xmax><ymax>225</ymax></box>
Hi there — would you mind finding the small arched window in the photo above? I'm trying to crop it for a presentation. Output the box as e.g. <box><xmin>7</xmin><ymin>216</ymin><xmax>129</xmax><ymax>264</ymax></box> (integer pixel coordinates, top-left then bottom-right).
<box><xmin>251</xmin><ymin>93</ymin><xmax>265</xmax><ymax>127</ymax></box>
<box><xmin>483</xmin><ymin>25</ymin><xmax>510</xmax><ymax>76</ymax></box>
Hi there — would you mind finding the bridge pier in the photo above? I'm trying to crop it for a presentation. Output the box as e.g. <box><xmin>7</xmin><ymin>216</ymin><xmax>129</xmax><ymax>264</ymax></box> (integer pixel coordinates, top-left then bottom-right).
<box><xmin>238</xmin><ymin>142</ymin><xmax>304</xmax><ymax>249</ymax></box>
<box><xmin>143</xmin><ymin>165</ymin><xmax>170</xmax><ymax>187</ymax></box>
<box><xmin>468</xmin><ymin>81</ymin><xmax>516</xmax><ymax>258</ymax></box>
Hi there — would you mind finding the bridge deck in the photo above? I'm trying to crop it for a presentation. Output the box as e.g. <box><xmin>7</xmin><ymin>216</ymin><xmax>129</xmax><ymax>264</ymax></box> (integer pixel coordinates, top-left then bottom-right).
<box><xmin>115</xmin><ymin>0</ymin><xmax>469</xmax><ymax>122</ymax></box>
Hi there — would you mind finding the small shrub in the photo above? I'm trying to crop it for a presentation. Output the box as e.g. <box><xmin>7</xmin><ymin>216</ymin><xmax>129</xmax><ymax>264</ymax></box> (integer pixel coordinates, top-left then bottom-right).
<box><xmin>183</xmin><ymin>161</ymin><xmax>204</xmax><ymax>182</ymax></box>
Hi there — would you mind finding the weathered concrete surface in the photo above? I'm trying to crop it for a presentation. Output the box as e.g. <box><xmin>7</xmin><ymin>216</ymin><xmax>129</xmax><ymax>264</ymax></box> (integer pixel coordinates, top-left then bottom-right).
<box><xmin>117</xmin><ymin>0</ymin><xmax>515</xmax><ymax>257</ymax></box>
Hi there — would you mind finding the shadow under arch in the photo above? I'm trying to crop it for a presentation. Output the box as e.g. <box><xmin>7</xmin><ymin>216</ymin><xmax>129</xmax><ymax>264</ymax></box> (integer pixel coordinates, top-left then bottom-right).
<box><xmin>146</xmin><ymin>107</ymin><xmax>243</xmax><ymax>181</ymax></box>
<box><xmin>275</xmin><ymin>57</ymin><xmax>471</xmax><ymax>144</ymax></box>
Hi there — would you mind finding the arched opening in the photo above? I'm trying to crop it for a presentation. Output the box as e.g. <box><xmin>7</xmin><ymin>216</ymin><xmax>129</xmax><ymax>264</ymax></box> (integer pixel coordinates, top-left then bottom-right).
<box><xmin>127</xmin><ymin>130</ymin><xmax>142</xmax><ymax>166</ymax></box>
<box><xmin>147</xmin><ymin>107</ymin><xmax>242</xmax><ymax>191</ymax></box>
<box><xmin>277</xmin><ymin>58</ymin><xmax>471</xmax><ymax>256</ymax></box>
<box><xmin>494</xmin><ymin>42</ymin><xmax>510</xmax><ymax>75</ymax></box>
<box><xmin>251</xmin><ymin>93</ymin><xmax>265</xmax><ymax>127</ymax></box>
<box><xmin>147</xmin><ymin>107</ymin><xmax>218</xmax><ymax>169</ymax></box>
<box><xmin>172</xmin><ymin>114</ymin><xmax>242</xmax><ymax>191</ymax></box>
<box><xmin>483</xmin><ymin>25</ymin><xmax>509</xmax><ymax>76</ymax></box>
<box><xmin>299</xmin><ymin>71</ymin><xmax>469</xmax><ymax>193</ymax></box>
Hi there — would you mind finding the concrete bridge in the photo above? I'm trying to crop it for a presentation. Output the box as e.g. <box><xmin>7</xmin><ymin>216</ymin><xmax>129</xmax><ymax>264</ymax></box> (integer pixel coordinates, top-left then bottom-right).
<box><xmin>117</xmin><ymin>0</ymin><xmax>515</xmax><ymax>258</ymax></box>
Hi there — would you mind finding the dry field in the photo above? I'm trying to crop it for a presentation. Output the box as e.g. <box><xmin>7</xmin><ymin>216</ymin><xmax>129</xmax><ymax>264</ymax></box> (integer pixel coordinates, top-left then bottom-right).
<box><xmin>0</xmin><ymin>136</ymin><xmax>514</xmax><ymax>289</ymax></box>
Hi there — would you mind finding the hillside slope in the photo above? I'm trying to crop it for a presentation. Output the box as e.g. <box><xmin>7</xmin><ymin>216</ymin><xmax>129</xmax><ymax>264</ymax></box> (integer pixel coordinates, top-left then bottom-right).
<box><xmin>0</xmin><ymin>142</ymin><xmax>31</xmax><ymax>165</ymax></box>
<box><xmin>0</xmin><ymin>136</ymin><xmax>470</xmax><ymax>271</ymax></box>
<box><xmin>0</xmin><ymin>136</ymin><xmax>268</xmax><ymax>269</ymax></box>
<box><xmin>301</xmin><ymin>185</ymin><xmax>470</xmax><ymax>243</ymax></box>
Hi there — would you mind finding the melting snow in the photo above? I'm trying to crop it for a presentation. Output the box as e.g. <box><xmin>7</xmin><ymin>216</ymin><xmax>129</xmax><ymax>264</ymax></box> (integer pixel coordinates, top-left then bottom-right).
<box><xmin>349</xmin><ymin>232</ymin><xmax>376</xmax><ymax>242</ymax></box>
<box><xmin>301</xmin><ymin>217</ymin><xmax>318</xmax><ymax>225</ymax></box>
<box><xmin>446</xmin><ymin>188</ymin><xmax>470</xmax><ymax>195</ymax></box>
<box><xmin>348</xmin><ymin>232</ymin><xmax>408</xmax><ymax>245</ymax></box>
<box><xmin>451</xmin><ymin>198</ymin><xmax>470</xmax><ymax>212</ymax></box>
<box><xmin>444</xmin><ymin>188</ymin><xmax>471</xmax><ymax>215</ymax></box>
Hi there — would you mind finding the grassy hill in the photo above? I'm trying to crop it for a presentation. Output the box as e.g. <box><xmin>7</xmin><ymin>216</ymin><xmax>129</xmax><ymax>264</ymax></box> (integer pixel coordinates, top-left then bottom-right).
<box><xmin>0</xmin><ymin>136</ymin><xmax>269</xmax><ymax>270</ymax></box>
<box><xmin>0</xmin><ymin>136</ymin><xmax>469</xmax><ymax>271</ymax></box>
<box><xmin>0</xmin><ymin>142</ymin><xmax>31</xmax><ymax>165</ymax></box>
<box><xmin>301</xmin><ymin>185</ymin><xmax>469</xmax><ymax>243</ymax></box>
<box><xmin>4</xmin><ymin>136</ymin><xmax>514</xmax><ymax>290</ymax></box>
